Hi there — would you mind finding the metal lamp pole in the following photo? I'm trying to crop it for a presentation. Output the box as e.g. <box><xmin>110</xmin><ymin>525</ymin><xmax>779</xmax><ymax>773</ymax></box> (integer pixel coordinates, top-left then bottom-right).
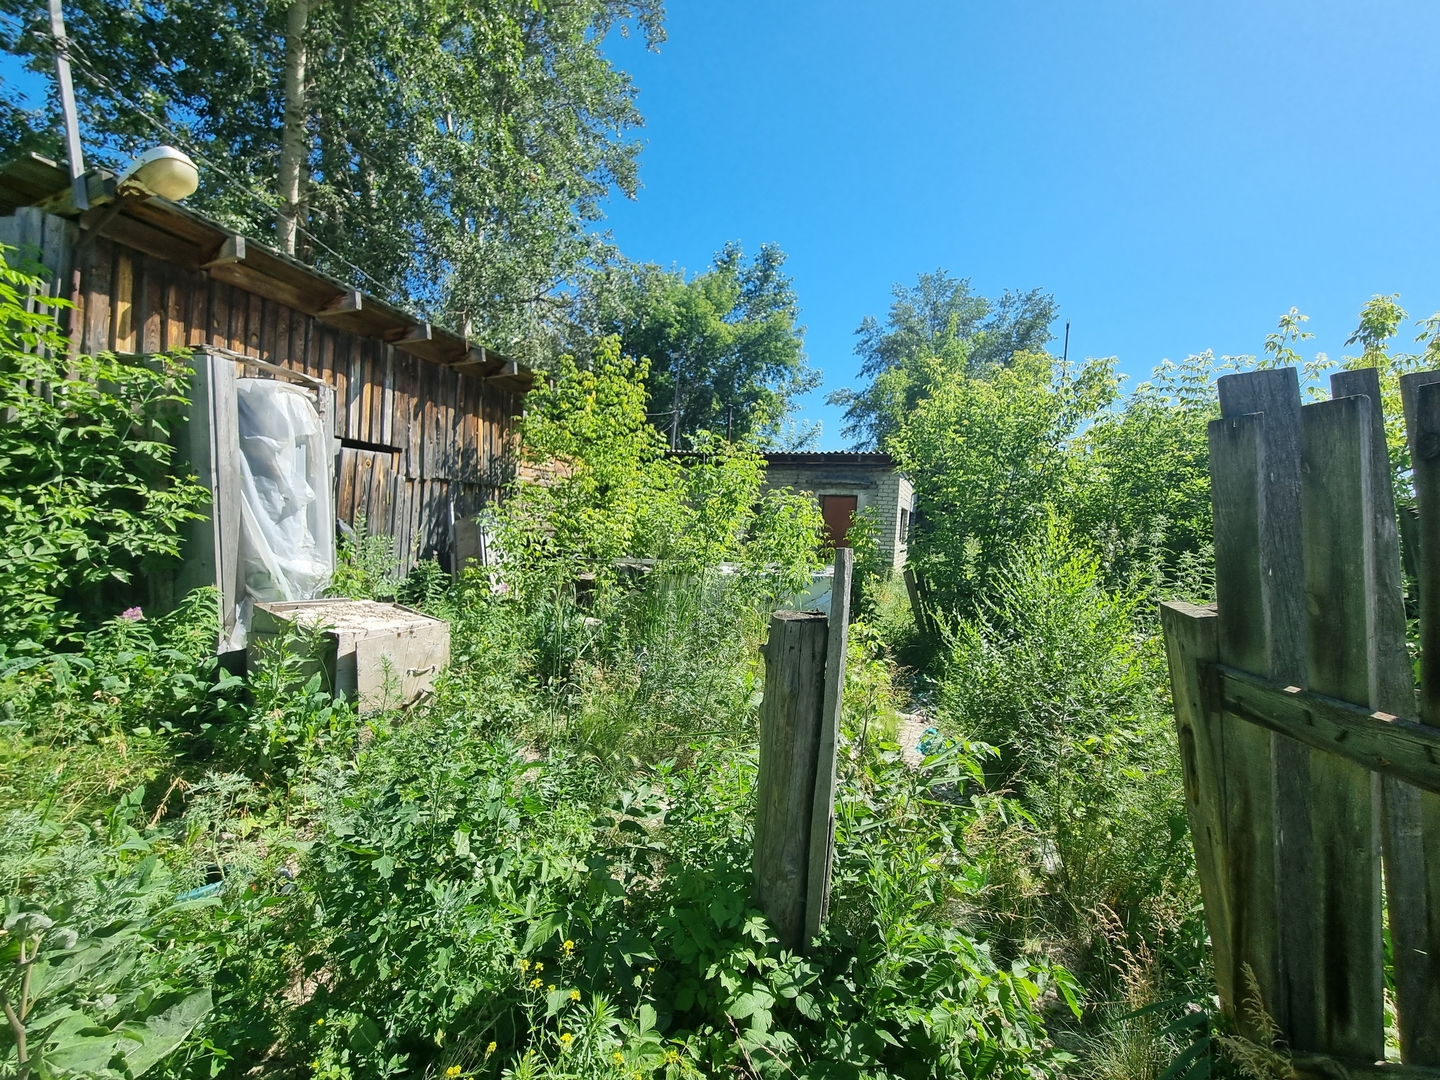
<box><xmin>47</xmin><ymin>0</ymin><xmax>88</xmax><ymax>210</ymax></box>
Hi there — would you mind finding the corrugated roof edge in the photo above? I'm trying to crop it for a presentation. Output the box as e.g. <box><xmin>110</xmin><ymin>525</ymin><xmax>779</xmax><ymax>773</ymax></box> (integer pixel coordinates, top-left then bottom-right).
<box><xmin>761</xmin><ymin>452</ymin><xmax>894</xmax><ymax>468</ymax></box>
<box><xmin>0</xmin><ymin>153</ymin><xmax>531</xmax><ymax>392</ymax></box>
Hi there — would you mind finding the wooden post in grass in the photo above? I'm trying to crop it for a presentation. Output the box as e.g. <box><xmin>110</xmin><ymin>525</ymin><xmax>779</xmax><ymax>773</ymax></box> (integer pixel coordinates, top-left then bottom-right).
<box><xmin>753</xmin><ymin>548</ymin><xmax>851</xmax><ymax>953</ymax></box>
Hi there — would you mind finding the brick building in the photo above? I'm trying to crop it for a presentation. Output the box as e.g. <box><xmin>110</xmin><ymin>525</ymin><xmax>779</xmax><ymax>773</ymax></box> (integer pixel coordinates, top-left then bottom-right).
<box><xmin>762</xmin><ymin>452</ymin><xmax>914</xmax><ymax>571</ymax></box>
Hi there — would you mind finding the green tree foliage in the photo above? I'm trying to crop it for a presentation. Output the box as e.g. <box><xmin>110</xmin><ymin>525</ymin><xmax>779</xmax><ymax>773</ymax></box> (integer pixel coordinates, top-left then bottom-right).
<box><xmin>565</xmin><ymin>244</ymin><xmax>819</xmax><ymax>447</ymax></box>
<box><xmin>829</xmin><ymin>270</ymin><xmax>1057</xmax><ymax>450</ymax></box>
<box><xmin>0</xmin><ymin>0</ymin><xmax>664</xmax><ymax>351</ymax></box>
<box><xmin>1069</xmin><ymin>358</ymin><xmax>1217</xmax><ymax>591</ymax></box>
<box><xmin>502</xmin><ymin>337</ymin><xmax>824</xmax><ymax>596</ymax></box>
<box><xmin>0</xmin><ymin>256</ymin><xmax>205</xmax><ymax>652</ymax></box>
<box><xmin>892</xmin><ymin>350</ymin><xmax>1117</xmax><ymax>615</ymax></box>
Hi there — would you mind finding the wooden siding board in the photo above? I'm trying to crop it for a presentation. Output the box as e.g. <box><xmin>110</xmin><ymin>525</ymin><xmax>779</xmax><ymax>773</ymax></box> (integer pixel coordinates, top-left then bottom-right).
<box><xmin>83</xmin><ymin>239</ymin><xmax>112</xmax><ymax>355</ymax></box>
<box><xmin>141</xmin><ymin>256</ymin><xmax>162</xmax><ymax>353</ymax></box>
<box><xmin>113</xmin><ymin>248</ymin><xmax>135</xmax><ymax>352</ymax></box>
<box><xmin>245</xmin><ymin>288</ymin><xmax>263</xmax><ymax>357</ymax></box>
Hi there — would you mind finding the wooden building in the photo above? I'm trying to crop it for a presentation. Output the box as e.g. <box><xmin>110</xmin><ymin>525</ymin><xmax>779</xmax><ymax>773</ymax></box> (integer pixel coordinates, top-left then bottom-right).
<box><xmin>0</xmin><ymin>152</ymin><xmax>533</xmax><ymax>577</ymax></box>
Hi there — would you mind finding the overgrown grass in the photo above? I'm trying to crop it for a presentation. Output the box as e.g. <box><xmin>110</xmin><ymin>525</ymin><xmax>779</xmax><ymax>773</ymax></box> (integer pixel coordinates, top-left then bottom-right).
<box><xmin>0</xmin><ymin>563</ymin><xmax>1087</xmax><ymax>1080</ymax></box>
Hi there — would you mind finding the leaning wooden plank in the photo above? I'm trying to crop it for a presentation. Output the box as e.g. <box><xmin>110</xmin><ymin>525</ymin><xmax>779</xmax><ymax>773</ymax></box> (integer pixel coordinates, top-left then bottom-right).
<box><xmin>1216</xmin><ymin>667</ymin><xmax>1440</xmax><ymax>794</ymax></box>
<box><xmin>1299</xmin><ymin>395</ymin><xmax>1385</xmax><ymax>1059</ymax></box>
<box><xmin>1160</xmin><ymin>600</ymin><xmax>1234</xmax><ymax>1009</ymax></box>
<box><xmin>1335</xmin><ymin>368</ymin><xmax>1431</xmax><ymax>1067</ymax></box>
<box><xmin>1216</xmin><ymin>369</ymin><xmax>1314</xmax><ymax>1044</ymax></box>
<box><xmin>1208</xmin><ymin>410</ymin><xmax>1286</xmax><ymax>1033</ymax></box>
<box><xmin>1398</xmin><ymin>371</ymin><xmax>1440</xmax><ymax>1064</ymax></box>
<box><xmin>805</xmin><ymin>547</ymin><xmax>852</xmax><ymax>947</ymax></box>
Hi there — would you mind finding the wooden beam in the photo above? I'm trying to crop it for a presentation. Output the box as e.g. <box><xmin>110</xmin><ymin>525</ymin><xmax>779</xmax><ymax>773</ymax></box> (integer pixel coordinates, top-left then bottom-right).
<box><xmin>93</xmin><ymin>210</ymin><xmax>204</xmax><ymax>271</ymax></box>
<box><xmin>392</xmin><ymin>321</ymin><xmax>466</xmax><ymax>364</ymax></box>
<box><xmin>203</xmin><ymin>234</ymin><xmax>245</xmax><ymax>267</ymax></box>
<box><xmin>1214</xmin><ymin>665</ymin><xmax>1440</xmax><ymax>796</ymax></box>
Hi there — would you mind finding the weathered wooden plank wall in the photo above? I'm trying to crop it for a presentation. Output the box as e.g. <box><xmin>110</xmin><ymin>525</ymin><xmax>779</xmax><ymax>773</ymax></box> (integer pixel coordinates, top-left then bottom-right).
<box><xmin>68</xmin><ymin>232</ymin><xmax>523</xmax><ymax>572</ymax></box>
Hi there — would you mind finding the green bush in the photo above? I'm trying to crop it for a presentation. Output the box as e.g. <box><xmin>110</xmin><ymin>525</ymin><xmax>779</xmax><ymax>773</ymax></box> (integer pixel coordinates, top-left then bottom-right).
<box><xmin>0</xmin><ymin>254</ymin><xmax>206</xmax><ymax>652</ymax></box>
<box><xmin>936</xmin><ymin>524</ymin><xmax>1204</xmax><ymax>1016</ymax></box>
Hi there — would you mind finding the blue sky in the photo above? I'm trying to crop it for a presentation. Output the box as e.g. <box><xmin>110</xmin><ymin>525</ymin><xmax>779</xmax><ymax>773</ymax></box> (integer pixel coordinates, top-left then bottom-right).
<box><xmin>597</xmin><ymin>0</ymin><xmax>1440</xmax><ymax>448</ymax></box>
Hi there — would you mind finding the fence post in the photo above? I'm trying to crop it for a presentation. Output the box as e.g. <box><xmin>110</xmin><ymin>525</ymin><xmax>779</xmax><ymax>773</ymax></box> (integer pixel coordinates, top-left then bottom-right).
<box><xmin>754</xmin><ymin>550</ymin><xmax>852</xmax><ymax>953</ymax></box>
<box><xmin>754</xmin><ymin>609</ymin><xmax>829</xmax><ymax>952</ymax></box>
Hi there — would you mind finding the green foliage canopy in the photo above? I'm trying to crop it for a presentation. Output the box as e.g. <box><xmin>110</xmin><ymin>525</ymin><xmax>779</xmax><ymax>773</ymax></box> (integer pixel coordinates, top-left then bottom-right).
<box><xmin>0</xmin><ymin>0</ymin><xmax>664</xmax><ymax>353</ymax></box>
<box><xmin>829</xmin><ymin>270</ymin><xmax>1057</xmax><ymax>450</ymax></box>
<box><xmin>564</xmin><ymin>243</ymin><xmax>818</xmax><ymax>447</ymax></box>
<box><xmin>502</xmin><ymin>337</ymin><xmax>824</xmax><ymax>597</ymax></box>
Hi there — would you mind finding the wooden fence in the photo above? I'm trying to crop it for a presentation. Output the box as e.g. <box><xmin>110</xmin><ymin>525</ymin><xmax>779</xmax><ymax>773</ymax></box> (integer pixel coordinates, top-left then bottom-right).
<box><xmin>0</xmin><ymin>198</ymin><xmax>529</xmax><ymax>574</ymax></box>
<box><xmin>1162</xmin><ymin>366</ymin><xmax>1440</xmax><ymax>1073</ymax></box>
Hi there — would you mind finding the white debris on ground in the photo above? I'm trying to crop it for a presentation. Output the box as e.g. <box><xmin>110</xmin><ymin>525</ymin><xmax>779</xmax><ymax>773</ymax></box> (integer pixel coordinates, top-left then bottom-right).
<box><xmin>896</xmin><ymin>712</ymin><xmax>932</xmax><ymax>766</ymax></box>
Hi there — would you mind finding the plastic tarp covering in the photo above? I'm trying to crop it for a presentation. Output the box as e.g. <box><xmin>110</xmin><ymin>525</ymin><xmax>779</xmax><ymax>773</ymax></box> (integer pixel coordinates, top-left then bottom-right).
<box><xmin>234</xmin><ymin>379</ymin><xmax>333</xmax><ymax>637</ymax></box>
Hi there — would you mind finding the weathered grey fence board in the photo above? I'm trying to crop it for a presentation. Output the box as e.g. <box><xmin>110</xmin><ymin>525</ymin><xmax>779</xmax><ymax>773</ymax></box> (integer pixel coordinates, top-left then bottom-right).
<box><xmin>1208</xmin><ymin>407</ymin><xmax>1291</xmax><ymax>1036</ymax></box>
<box><xmin>1299</xmin><ymin>395</ymin><xmax>1385</xmax><ymax>1058</ymax></box>
<box><xmin>1398</xmin><ymin>372</ymin><xmax>1440</xmax><ymax>1064</ymax></box>
<box><xmin>805</xmin><ymin>548</ymin><xmax>852</xmax><ymax>945</ymax></box>
<box><xmin>753</xmin><ymin>610</ymin><xmax>829</xmax><ymax>953</ymax></box>
<box><xmin>1217</xmin><ymin>369</ymin><xmax>1316</xmax><ymax>1044</ymax></box>
<box><xmin>1334</xmin><ymin>368</ymin><xmax>1432</xmax><ymax>1067</ymax></box>
<box><xmin>1159</xmin><ymin>601</ymin><xmax>1234</xmax><ymax>1008</ymax></box>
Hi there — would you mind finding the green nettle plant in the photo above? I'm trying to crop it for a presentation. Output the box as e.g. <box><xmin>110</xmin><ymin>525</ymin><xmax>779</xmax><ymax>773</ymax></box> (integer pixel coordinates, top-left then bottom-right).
<box><xmin>0</xmin><ymin>254</ymin><xmax>206</xmax><ymax>653</ymax></box>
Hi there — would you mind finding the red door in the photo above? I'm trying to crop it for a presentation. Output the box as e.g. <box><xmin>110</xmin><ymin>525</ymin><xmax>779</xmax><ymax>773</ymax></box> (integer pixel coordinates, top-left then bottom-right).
<box><xmin>821</xmin><ymin>495</ymin><xmax>858</xmax><ymax>548</ymax></box>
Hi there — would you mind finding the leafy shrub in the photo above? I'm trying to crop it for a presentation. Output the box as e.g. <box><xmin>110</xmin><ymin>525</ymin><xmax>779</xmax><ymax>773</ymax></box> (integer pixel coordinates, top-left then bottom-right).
<box><xmin>501</xmin><ymin>339</ymin><xmax>823</xmax><ymax>599</ymax></box>
<box><xmin>0</xmin><ymin>254</ymin><xmax>206</xmax><ymax>652</ymax></box>
<box><xmin>937</xmin><ymin>524</ymin><xmax>1203</xmax><ymax>1005</ymax></box>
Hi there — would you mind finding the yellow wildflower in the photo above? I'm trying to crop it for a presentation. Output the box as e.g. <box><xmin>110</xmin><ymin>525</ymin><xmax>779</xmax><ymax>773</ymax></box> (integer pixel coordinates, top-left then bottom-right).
<box><xmin>569</xmin><ymin>989</ymin><xmax>580</xmax><ymax>1001</ymax></box>
<box><xmin>533</xmin><ymin>961</ymin><xmax>543</xmax><ymax>973</ymax></box>
<box><xmin>612</xmin><ymin>1052</ymin><xmax>624</xmax><ymax>1065</ymax></box>
<box><xmin>529</xmin><ymin>977</ymin><xmax>543</xmax><ymax>989</ymax></box>
<box><xmin>561</xmin><ymin>939</ymin><xmax>575</xmax><ymax>954</ymax></box>
<box><xmin>314</xmin><ymin>1017</ymin><xmax>324</xmax><ymax>1027</ymax></box>
<box><xmin>445</xmin><ymin>1068</ymin><xmax>463</xmax><ymax>1078</ymax></box>
<box><xmin>559</xmin><ymin>1032</ymin><xmax>574</xmax><ymax>1048</ymax></box>
<box><xmin>518</xmin><ymin>958</ymin><xmax>531</xmax><ymax>972</ymax></box>
<box><xmin>548</xmin><ymin>984</ymin><xmax>556</xmax><ymax>992</ymax></box>
<box><xmin>665</xmin><ymin>1050</ymin><xmax>680</xmax><ymax>1065</ymax></box>
<box><xmin>485</xmin><ymin>1042</ymin><xmax>497</xmax><ymax>1055</ymax></box>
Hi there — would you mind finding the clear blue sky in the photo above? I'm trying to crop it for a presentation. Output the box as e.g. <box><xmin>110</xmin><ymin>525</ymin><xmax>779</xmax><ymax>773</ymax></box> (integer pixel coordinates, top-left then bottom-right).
<box><xmin>598</xmin><ymin>0</ymin><xmax>1440</xmax><ymax>448</ymax></box>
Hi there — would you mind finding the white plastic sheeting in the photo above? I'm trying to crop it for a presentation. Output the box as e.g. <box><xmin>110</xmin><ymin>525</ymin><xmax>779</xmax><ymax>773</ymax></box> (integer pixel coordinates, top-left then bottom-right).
<box><xmin>235</xmin><ymin>379</ymin><xmax>334</xmax><ymax>630</ymax></box>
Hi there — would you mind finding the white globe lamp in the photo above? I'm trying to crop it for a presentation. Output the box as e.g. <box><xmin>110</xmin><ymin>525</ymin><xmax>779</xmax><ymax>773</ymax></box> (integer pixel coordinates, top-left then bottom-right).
<box><xmin>119</xmin><ymin>145</ymin><xmax>199</xmax><ymax>201</ymax></box>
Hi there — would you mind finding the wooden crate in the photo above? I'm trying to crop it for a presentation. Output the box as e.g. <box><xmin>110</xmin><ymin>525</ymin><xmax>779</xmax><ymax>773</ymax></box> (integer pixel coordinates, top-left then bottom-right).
<box><xmin>250</xmin><ymin>599</ymin><xmax>449</xmax><ymax>712</ymax></box>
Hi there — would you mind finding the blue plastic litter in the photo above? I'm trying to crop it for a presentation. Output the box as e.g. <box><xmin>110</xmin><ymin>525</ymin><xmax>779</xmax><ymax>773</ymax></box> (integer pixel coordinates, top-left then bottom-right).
<box><xmin>915</xmin><ymin>726</ymin><xmax>946</xmax><ymax>758</ymax></box>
